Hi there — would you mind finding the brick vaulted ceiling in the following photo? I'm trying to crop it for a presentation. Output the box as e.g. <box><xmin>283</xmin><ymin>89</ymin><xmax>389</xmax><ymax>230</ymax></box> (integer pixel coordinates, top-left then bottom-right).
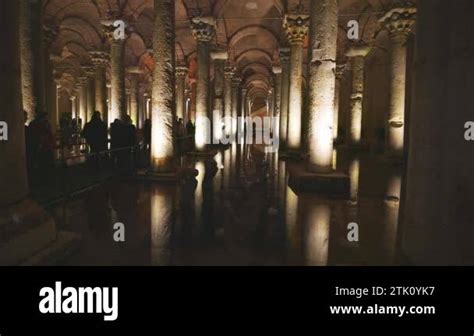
<box><xmin>43</xmin><ymin>0</ymin><xmax>416</xmax><ymax>101</ymax></box>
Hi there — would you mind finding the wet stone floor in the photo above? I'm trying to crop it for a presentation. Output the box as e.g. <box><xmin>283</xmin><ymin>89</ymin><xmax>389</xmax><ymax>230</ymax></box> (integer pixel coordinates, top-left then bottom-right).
<box><xmin>49</xmin><ymin>144</ymin><xmax>404</xmax><ymax>266</ymax></box>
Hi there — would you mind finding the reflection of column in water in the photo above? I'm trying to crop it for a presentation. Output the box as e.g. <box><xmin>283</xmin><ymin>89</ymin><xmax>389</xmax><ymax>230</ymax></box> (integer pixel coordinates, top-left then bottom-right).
<box><xmin>223</xmin><ymin>148</ymin><xmax>231</xmax><ymax>189</ymax></box>
<box><xmin>150</xmin><ymin>188</ymin><xmax>173</xmax><ymax>266</ymax></box>
<box><xmin>285</xmin><ymin>186</ymin><xmax>300</xmax><ymax>260</ymax></box>
<box><xmin>349</xmin><ymin>158</ymin><xmax>360</xmax><ymax>204</ymax></box>
<box><xmin>382</xmin><ymin>168</ymin><xmax>401</xmax><ymax>263</ymax></box>
<box><xmin>278</xmin><ymin>160</ymin><xmax>287</xmax><ymax>209</ymax></box>
<box><xmin>230</xmin><ymin>143</ymin><xmax>237</xmax><ymax>186</ymax></box>
<box><xmin>332</xmin><ymin>148</ymin><xmax>337</xmax><ymax>171</ymax></box>
<box><xmin>304</xmin><ymin>203</ymin><xmax>330</xmax><ymax>266</ymax></box>
<box><xmin>194</xmin><ymin>161</ymin><xmax>205</xmax><ymax>233</ymax></box>
<box><xmin>213</xmin><ymin>152</ymin><xmax>223</xmax><ymax>192</ymax></box>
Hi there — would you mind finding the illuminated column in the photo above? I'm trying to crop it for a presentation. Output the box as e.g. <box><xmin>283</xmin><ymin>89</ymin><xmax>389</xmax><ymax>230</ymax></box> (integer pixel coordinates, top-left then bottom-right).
<box><xmin>283</xmin><ymin>14</ymin><xmax>309</xmax><ymax>152</ymax></box>
<box><xmin>307</xmin><ymin>0</ymin><xmax>338</xmax><ymax>173</ymax></box>
<box><xmin>151</xmin><ymin>0</ymin><xmax>176</xmax><ymax>172</ymax></box>
<box><xmin>83</xmin><ymin>66</ymin><xmax>96</xmax><ymax>121</ymax></box>
<box><xmin>379</xmin><ymin>6</ymin><xmax>416</xmax><ymax>157</ymax></box>
<box><xmin>272</xmin><ymin>65</ymin><xmax>282</xmax><ymax>138</ymax></box>
<box><xmin>70</xmin><ymin>96</ymin><xmax>77</xmax><ymax>119</ymax></box>
<box><xmin>191</xmin><ymin>17</ymin><xmax>216</xmax><ymax>150</ymax></box>
<box><xmin>210</xmin><ymin>50</ymin><xmax>227</xmax><ymax>142</ymax></box>
<box><xmin>19</xmin><ymin>0</ymin><xmax>43</xmax><ymax>120</ymax></box>
<box><xmin>89</xmin><ymin>51</ymin><xmax>109</xmax><ymax>121</ymax></box>
<box><xmin>0</xmin><ymin>1</ymin><xmax>61</xmax><ymax>265</ymax></box>
<box><xmin>175</xmin><ymin>66</ymin><xmax>188</xmax><ymax>121</ymax></box>
<box><xmin>334</xmin><ymin>63</ymin><xmax>346</xmax><ymax>141</ymax></box>
<box><xmin>102</xmin><ymin>21</ymin><xmax>126</xmax><ymax>122</ymax></box>
<box><xmin>224</xmin><ymin>66</ymin><xmax>235</xmax><ymax>138</ymax></box>
<box><xmin>231</xmin><ymin>76</ymin><xmax>241</xmax><ymax>136</ymax></box>
<box><xmin>346</xmin><ymin>43</ymin><xmax>371</xmax><ymax>146</ymax></box>
<box><xmin>127</xmin><ymin>66</ymin><xmax>142</xmax><ymax>126</ymax></box>
<box><xmin>241</xmin><ymin>88</ymin><xmax>247</xmax><ymax>140</ymax></box>
<box><xmin>78</xmin><ymin>76</ymin><xmax>89</xmax><ymax>126</ymax></box>
<box><xmin>303</xmin><ymin>203</ymin><xmax>331</xmax><ymax>266</ymax></box>
<box><xmin>383</xmin><ymin>167</ymin><xmax>401</xmax><ymax>263</ymax></box>
<box><xmin>279</xmin><ymin>48</ymin><xmax>290</xmax><ymax>149</ymax></box>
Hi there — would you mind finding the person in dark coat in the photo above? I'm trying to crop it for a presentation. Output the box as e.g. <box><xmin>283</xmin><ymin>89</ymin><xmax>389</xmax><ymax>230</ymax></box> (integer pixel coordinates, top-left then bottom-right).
<box><xmin>82</xmin><ymin>111</ymin><xmax>107</xmax><ymax>154</ymax></box>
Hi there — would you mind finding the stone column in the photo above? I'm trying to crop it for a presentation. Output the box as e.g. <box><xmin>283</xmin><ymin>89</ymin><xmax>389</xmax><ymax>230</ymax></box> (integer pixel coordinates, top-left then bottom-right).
<box><xmin>0</xmin><ymin>1</ymin><xmax>71</xmax><ymax>265</ymax></box>
<box><xmin>231</xmin><ymin>76</ymin><xmax>241</xmax><ymax>136</ymax></box>
<box><xmin>278</xmin><ymin>48</ymin><xmax>291</xmax><ymax>150</ymax></box>
<box><xmin>43</xmin><ymin>26</ymin><xmax>59</xmax><ymax>132</ymax></box>
<box><xmin>19</xmin><ymin>0</ymin><xmax>43</xmax><ymax>121</ymax></box>
<box><xmin>102</xmin><ymin>21</ymin><xmax>127</xmax><ymax>122</ymax></box>
<box><xmin>346</xmin><ymin>43</ymin><xmax>371</xmax><ymax>146</ymax></box>
<box><xmin>402</xmin><ymin>0</ymin><xmax>474</xmax><ymax>265</ymax></box>
<box><xmin>272</xmin><ymin>66</ymin><xmax>282</xmax><ymax>139</ymax></box>
<box><xmin>175</xmin><ymin>66</ymin><xmax>188</xmax><ymax>122</ymax></box>
<box><xmin>83</xmin><ymin>66</ymin><xmax>96</xmax><ymax>121</ymax></box>
<box><xmin>151</xmin><ymin>0</ymin><xmax>175</xmax><ymax>172</ymax></box>
<box><xmin>89</xmin><ymin>51</ymin><xmax>109</xmax><ymax>123</ymax></box>
<box><xmin>77</xmin><ymin>75</ymin><xmax>89</xmax><ymax>127</ymax></box>
<box><xmin>127</xmin><ymin>66</ymin><xmax>142</xmax><ymax>126</ymax></box>
<box><xmin>334</xmin><ymin>63</ymin><xmax>346</xmax><ymax>141</ymax></box>
<box><xmin>380</xmin><ymin>6</ymin><xmax>416</xmax><ymax>157</ymax></box>
<box><xmin>307</xmin><ymin>0</ymin><xmax>338</xmax><ymax>173</ymax></box>
<box><xmin>224</xmin><ymin>66</ymin><xmax>235</xmax><ymax>138</ymax></box>
<box><xmin>191</xmin><ymin>17</ymin><xmax>216</xmax><ymax>150</ymax></box>
<box><xmin>210</xmin><ymin>50</ymin><xmax>227</xmax><ymax>142</ymax></box>
<box><xmin>283</xmin><ymin>14</ymin><xmax>309</xmax><ymax>152</ymax></box>
<box><xmin>70</xmin><ymin>95</ymin><xmax>77</xmax><ymax>119</ymax></box>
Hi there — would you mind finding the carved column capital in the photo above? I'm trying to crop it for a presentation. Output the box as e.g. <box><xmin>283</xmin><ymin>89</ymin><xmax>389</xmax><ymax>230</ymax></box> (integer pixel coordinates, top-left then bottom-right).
<box><xmin>379</xmin><ymin>6</ymin><xmax>417</xmax><ymax>43</ymax></box>
<box><xmin>190</xmin><ymin>17</ymin><xmax>216</xmax><ymax>43</ymax></box>
<box><xmin>283</xmin><ymin>14</ymin><xmax>309</xmax><ymax>45</ymax></box>
<box><xmin>224</xmin><ymin>66</ymin><xmax>236</xmax><ymax>79</ymax></box>
<box><xmin>89</xmin><ymin>51</ymin><xmax>110</xmax><ymax>68</ymax></box>
<box><xmin>279</xmin><ymin>47</ymin><xmax>291</xmax><ymax>64</ymax></box>
<box><xmin>176</xmin><ymin>66</ymin><xmax>189</xmax><ymax>78</ymax></box>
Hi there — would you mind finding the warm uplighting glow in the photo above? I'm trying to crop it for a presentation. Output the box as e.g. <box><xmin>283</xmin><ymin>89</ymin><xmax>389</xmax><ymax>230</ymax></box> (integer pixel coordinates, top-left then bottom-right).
<box><xmin>304</xmin><ymin>204</ymin><xmax>330</xmax><ymax>266</ymax></box>
<box><xmin>285</xmin><ymin>185</ymin><xmax>300</xmax><ymax>254</ymax></box>
<box><xmin>349</xmin><ymin>158</ymin><xmax>360</xmax><ymax>203</ymax></box>
<box><xmin>151</xmin><ymin>188</ymin><xmax>172</xmax><ymax>266</ymax></box>
<box><xmin>195</xmin><ymin>116</ymin><xmax>211</xmax><ymax>151</ymax></box>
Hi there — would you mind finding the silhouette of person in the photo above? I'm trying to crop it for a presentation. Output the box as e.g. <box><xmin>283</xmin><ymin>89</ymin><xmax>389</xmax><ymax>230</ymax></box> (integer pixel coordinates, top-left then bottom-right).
<box><xmin>143</xmin><ymin>119</ymin><xmax>151</xmax><ymax>149</ymax></box>
<box><xmin>82</xmin><ymin>111</ymin><xmax>107</xmax><ymax>154</ymax></box>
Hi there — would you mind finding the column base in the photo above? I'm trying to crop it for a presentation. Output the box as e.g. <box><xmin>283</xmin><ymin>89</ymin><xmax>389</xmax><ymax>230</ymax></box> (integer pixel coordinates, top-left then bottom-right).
<box><xmin>288</xmin><ymin>164</ymin><xmax>350</xmax><ymax>196</ymax></box>
<box><xmin>0</xmin><ymin>198</ymin><xmax>81</xmax><ymax>266</ymax></box>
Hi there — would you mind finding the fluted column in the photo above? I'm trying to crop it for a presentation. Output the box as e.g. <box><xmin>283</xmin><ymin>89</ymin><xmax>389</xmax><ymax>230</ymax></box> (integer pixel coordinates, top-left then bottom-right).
<box><xmin>346</xmin><ymin>43</ymin><xmax>371</xmax><ymax>146</ymax></box>
<box><xmin>278</xmin><ymin>48</ymin><xmax>290</xmax><ymax>149</ymax></box>
<box><xmin>334</xmin><ymin>63</ymin><xmax>346</xmax><ymax>141</ymax></box>
<box><xmin>151</xmin><ymin>0</ymin><xmax>176</xmax><ymax>172</ymax></box>
<box><xmin>175</xmin><ymin>66</ymin><xmax>188</xmax><ymax>122</ymax></box>
<box><xmin>307</xmin><ymin>0</ymin><xmax>338</xmax><ymax>173</ymax></box>
<box><xmin>224</xmin><ymin>66</ymin><xmax>235</xmax><ymax>138</ymax></box>
<box><xmin>102</xmin><ymin>21</ymin><xmax>126</xmax><ymax>122</ymax></box>
<box><xmin>90</xmin><ymin>51</ymin><xmax>109</xmax><ymax>123</ymax></box>
<box><xmin>191</xmin><ymin>17</ymin><xmax>216</xmax><ymax>150</ymax></box>
<box><xmin>283</xmin><ymin>14</ymin><xmax>309</xmax><ymax>152</ymax></box>
<box><xmin>380</xmin><ymin>6</ymin><xmax>416</xmax><ymax>157</ymax></box>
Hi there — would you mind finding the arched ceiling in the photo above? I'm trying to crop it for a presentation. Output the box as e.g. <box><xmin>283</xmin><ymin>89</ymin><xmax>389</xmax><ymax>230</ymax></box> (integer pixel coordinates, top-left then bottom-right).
<box><xmin>43</xmin><ymin>0</ymin><xmax>416</xmax><ymax>100</ymax></box>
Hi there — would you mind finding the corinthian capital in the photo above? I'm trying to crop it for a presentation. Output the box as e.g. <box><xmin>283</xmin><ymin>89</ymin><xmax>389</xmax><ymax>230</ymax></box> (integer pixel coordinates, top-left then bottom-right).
<box><xmin>190</xmin><ymin>17</ymin><xmax>216</xmax><ymax>43</ymax></box>
<box><xmin>379</xmin><ymin>6</ymin><xmax>417</xmax><ymax>42</ymax></box>
<box><xmin>283</xmin><ymin>14</ymin><xmax>309</xmax><ymax>45</ymax></box>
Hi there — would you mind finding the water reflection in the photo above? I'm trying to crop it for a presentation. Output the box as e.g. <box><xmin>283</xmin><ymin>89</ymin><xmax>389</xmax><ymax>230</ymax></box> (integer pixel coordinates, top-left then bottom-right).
<box><xmin>54</xmin><ymin>144</ymin><xmax>405</xmax><ymax>266</ymax></box>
